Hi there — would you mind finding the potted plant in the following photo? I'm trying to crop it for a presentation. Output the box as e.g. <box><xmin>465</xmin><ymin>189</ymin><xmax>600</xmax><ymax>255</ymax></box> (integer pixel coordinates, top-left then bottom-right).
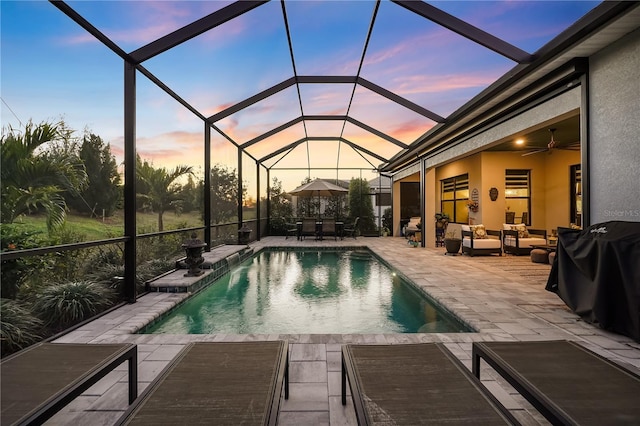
<box><xmin>381</xmin><ymin>226</ymin><xmax>390</xmax><ymax>237</ymax></box>
<box><xmin>444</xmin><ymin>230</ymin><xmax>461</xmax><ymax>255</ymax></box>
<box><xmin>434</xmin><ymin>213</ymin><xmax>449</xmax><ymax>247</ymax></box>
<box><xmin>434</xmin><ymin>213</ymin><xmax>449</xmax><ymax>229</ymax></box>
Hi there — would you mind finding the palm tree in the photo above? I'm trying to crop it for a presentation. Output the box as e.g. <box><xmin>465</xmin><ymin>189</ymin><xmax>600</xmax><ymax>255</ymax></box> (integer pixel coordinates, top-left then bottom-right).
<box><xmin>136</xmin><ymin>158</ymin><xmax>193</xmax><ymax>232</ymax></box>
<box><xmin>1</xmin><ymin>121</ymin><xmax>87</xmax><ymax>231</ymax></box>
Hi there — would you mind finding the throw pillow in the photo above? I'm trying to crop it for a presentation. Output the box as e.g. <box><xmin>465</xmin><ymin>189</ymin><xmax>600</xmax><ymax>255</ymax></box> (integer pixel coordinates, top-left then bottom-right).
<box><xmin>470</xmin><ymin>224</ymin><xmax>488</xmax><ymax>239</ymax></box>
<box><xmin>510</xmin><ymin>224</ymin><xmax>529</xmax><ymax>238</ymax></box>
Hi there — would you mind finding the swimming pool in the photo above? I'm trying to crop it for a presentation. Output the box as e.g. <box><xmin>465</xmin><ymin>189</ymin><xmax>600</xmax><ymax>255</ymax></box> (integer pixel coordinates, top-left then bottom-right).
<box><xmin>142</xmin><ymin>249</ymin><xmax>471</xmax><ymax>334</ymax></box>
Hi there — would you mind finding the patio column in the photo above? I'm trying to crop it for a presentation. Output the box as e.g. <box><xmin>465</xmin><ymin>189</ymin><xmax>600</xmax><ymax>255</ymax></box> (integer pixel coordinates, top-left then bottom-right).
<box><xmin>256</xmin><ymin>160</ymin><xmax>261</xmax><ymax>241</ymax></box>
<box><xmin>419</xmin><ymin>157</ymin><xmax>426</xmax><ymax>248</ymax></box>
<box><xmin>237</xmin><ymin>147</ymin><xmax>243</xmax><ymax>234</ymax></box>
<box><xmin>204</xmin><ymin>121</ymin><xmax>211</xmax><ymax>250</ymax></box>
<box><xmin>579</xmin><ymin>72</ymin><xmax>590</xmax><ymax>227</ymax></box>
<box><xmin>266</xmin><ymin>168</ymin><xmax>271</xmax><ymax>235</ymax></box>
<box><xmin>123</xmin><ymin>61</ymin><xmax>137</xmax><ymax>303</ymax></box>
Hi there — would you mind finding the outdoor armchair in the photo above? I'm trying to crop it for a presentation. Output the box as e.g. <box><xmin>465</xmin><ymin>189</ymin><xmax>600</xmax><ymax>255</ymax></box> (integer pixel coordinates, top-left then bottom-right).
<box><xmin>461</xmin><ymin>224</ymin><xmax>502</xmax><ymax>256</ymax></box>
<box><xmin>502</xmin><ymin>224</ymin><xmax>547</xmax><ymax>255</ymax></box>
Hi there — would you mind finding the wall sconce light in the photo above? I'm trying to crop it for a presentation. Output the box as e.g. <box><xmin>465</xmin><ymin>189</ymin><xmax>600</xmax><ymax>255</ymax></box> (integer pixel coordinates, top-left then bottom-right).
<box><xmin>489</xmin><ymin>187</ymin><xmax>499</xmax><ymax>201</ymax></box>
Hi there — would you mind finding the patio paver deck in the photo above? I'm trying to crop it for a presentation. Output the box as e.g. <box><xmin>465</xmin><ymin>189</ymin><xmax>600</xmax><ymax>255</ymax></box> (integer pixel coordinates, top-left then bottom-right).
<box><xmin>49</xmin><ymin>236</ymin><xmax>640</xmax><ymax>425</ymax></box>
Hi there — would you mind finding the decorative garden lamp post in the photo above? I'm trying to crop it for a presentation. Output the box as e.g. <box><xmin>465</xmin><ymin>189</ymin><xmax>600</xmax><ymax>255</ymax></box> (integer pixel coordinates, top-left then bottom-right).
<box><xmin>182</xmin><ymin>232</ymin><xmax>207</xmax><ymax>277</ymax></box>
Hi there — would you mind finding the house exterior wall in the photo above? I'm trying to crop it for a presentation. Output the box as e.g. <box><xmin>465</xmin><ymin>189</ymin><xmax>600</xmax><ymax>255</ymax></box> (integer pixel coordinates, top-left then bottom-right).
<box><xmin>589</xmin><ymin>27</ymin><xmax>640</xmax><ymax>224</ymax></box>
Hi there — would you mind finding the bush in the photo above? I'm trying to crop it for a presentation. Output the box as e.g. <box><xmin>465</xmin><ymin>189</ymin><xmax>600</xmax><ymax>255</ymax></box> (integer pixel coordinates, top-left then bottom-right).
<box><xmin>0</xmin><ymin>224</ymin><xmax>48</xmax><ymax>299</ymax></box>
<box><xmin>1</xmin><ymin>298</ymin><xmax>43</xmax><ymax>356</ymax></box>
<box><xmin>32</xmin><ymin>281</ymin><xmax>115</xmax><ymax>330</ymax></box>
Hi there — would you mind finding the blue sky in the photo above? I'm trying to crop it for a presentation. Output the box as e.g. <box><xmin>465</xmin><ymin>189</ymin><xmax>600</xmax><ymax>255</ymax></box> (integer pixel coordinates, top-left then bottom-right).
<box><xmin>1</xmin><ymin>0</ymin><xmax>599</xmax><ymax>189</ymax></box>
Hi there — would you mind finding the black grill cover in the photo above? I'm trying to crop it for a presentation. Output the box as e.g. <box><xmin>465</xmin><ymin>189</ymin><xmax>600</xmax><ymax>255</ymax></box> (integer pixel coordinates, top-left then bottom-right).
<box><xmin>546</xmin><ymin>221</ymin><xmax>640</xmax><ymax>342</ymax></box>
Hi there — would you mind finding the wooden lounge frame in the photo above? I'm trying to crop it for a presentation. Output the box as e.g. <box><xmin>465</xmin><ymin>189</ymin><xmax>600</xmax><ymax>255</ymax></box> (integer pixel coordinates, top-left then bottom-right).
<box><xmin>473</xmin><ymin>340</ymin><xmax>640</xmax><ymax>425</ymax></box>
<box><xmin>341</xmin><ymin>343</ymin><xmax>519</xmax><ymax>425</ymax></box>
<box><xmin>1</xmin><ymin>342</ymin><xmax>138</xmax><ymax>426</ymax></box>
<box><xmin>117</xmin><ymin>341</ymin><xmax>289</xmax><ymax>426</ymax></box>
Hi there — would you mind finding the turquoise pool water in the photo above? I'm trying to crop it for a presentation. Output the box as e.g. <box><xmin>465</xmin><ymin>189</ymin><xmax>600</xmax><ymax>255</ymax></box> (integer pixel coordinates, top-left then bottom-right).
<box><xmin>143</xmin><ymin>249</ymin><xmax>471</xmax><ymax>334</ymax></box>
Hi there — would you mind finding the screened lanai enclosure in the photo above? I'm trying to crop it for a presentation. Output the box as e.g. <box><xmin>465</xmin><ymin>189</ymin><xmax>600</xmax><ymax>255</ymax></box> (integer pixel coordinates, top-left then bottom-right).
<box><xmin>1</xmin><ymin>0</ymin><xmax>608</xmax><ymax>349</ymax></box>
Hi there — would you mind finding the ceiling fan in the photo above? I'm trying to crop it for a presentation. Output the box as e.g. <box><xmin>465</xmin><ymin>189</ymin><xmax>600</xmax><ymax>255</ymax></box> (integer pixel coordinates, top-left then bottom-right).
<box><xmin>522</xmin><ymin>128</ymin><xmax>558</xmax><ymax>156</ymax></box>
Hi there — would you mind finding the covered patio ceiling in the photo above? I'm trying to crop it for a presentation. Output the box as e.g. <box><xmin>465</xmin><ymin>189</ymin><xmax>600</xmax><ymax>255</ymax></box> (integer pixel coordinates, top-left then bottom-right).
<box><xmin>55</xmin><ymin>0</ymin><xmax>602</xmax><ymax>172</ymax></box>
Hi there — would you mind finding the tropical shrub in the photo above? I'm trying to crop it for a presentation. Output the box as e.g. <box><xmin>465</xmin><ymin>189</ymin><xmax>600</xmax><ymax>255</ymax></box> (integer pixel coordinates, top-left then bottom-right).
<box><xmin>0</xmin><ymin>223</ymin><xmax>49</xmax><ymax>299</ymax></box>
<box><xmin>0</xmin><ymin>298</ymin><xmax>42</xmax><ymax>356</ymax></box>
<box><xmin>31</xmin><ymin>281</ymin><xmax>115</xmax><ymax>330</ymax></box>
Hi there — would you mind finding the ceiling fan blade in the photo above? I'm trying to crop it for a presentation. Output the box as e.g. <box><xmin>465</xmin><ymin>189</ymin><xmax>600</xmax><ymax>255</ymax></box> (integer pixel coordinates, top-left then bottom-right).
<box><xmin>521</xmin><ymin>149</ymin><xmax>548</xmax><ymax>157</ymax></box>
<box><xmin>559</xmin><ymin>142</ymin><xmax>581</xmax><ymax>151</ymax></box>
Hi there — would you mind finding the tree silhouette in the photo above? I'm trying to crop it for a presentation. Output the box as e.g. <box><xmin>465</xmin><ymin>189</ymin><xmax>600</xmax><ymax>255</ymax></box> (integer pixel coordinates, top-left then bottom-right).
<box><xmin>136</xmin><ymin>157</ymin><xmax>193</xmax><ymax>232</ymax></box>
<box><xmin>1</xmin><ymin>121</ymin><xmax>87</xmax><ymax>231</ymax></box>
<box><xmin>67</xmin><ymin>132</ymin><xmax>121</xmax><ymax>217</ymax></box>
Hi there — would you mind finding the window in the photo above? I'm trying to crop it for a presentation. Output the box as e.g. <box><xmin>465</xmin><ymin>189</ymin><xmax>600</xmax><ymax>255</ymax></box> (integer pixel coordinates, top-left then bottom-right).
<box><xmin>375</xmin><ymin>192</ymin><xmax>391</xmax><ymax>206</ymax></box>
<box><xmin>570</xmin><ymin>164</ymin><xmax>582</xmax><ymax>226</ymax></box>
<box><xmin>505</xmin><ymin>170</ymin><xmax>531</xmax><ymax>225</ymax></box>
<box><xmin>441</xmin><ymin>174</ymin><xmax>469</xmax><ymax>223</ymax></box>
<box><xmin>400</xmin><ymin>182</ymin><xmax>420</xmax><ymax>218</ymax></box>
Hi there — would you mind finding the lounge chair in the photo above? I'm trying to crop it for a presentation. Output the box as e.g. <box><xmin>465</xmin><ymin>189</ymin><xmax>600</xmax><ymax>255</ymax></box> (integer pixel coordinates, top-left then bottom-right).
<box><xmin>341</xmin><ymin>343</ymin><xmax>518</xmax><ymax>425</ymax></box>
<box><xmin>1</xmin><ymin>342</ymin><xmax>137</xmax><ymax>426</ymax></box>
<box><xmin>117</xmin><ymin>341</ymin><xmax>289</xmax><ymax>426</ymax></box>
<box><xmin>473</xmin><ymin>340</ymin><xmax>640</xmax><ymax>425</ymax></box>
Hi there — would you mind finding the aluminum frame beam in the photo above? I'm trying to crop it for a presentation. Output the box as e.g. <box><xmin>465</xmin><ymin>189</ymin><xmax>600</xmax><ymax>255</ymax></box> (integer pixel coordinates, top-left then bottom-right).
<box><xmin>130</xmin><ymin>1</ymin><xmax>268</xmax><ymax>63</ymax></box>
<box><xmin>392</xmin><ymin>0</ymin><xmax>534</xmax><ymax>64</ymax></box>
<box><xmin>208</xmin><ymin>76</ymin><xmax>440</xmax><ymax>123</ymax></box>
<box><xmin>240</xmin><ymin>115</ymin><xmax>409</xmax><ymax>151</ymax></box>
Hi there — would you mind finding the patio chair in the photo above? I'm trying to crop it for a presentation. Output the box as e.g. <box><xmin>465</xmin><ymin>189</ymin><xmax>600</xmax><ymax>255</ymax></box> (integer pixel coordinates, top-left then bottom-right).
<box><xmin>116</xmin><ymin>341</ymin><xmax>289</xmax><ymax>426</ymax></box>
<box><xmin>404</xmin><ymin>216</ymin><xmax>421</xmax><ymax>237</ymax></box>
<box><xmin>461</xmin><ymin>224</ymin><xmax>502</xmax><ymax>256</ymax></box>
<box><xmin>343</xmin><ymin>217</ymin><xmax>359</xmax><ymax>239</ymax></box>
<box><xmin>1</xmin><ymin>343</ymin><xmax>137</xmax><ymax>426</ymax></box>
<box><xmin>284</xmin><ymin>222</ymin><xmax>298</xmax><ymax>239</ymax></box>
<box><xmin>473</xmin><ymin>340</ymin><xmax>640</xmax><ymax>425</ymax></box>
<box><xmin>342</xmin><ymin>343</ymin><xmax>518</xmax><ymax>425</ymax></box>
<box><xmin>505</xmin><ymin>211</ymin><xmax>516</xmax><ymax>224</ymax></box>
<box><xmin>301</xmin><ymin>218</ymin><xmax>317</xmax><ymax>240</ymax></box>
<box><xmin>502</xmin><ymin>224</ymin><xmax>547</xmax><ymax>255</ymax></box>
<box><xmin>321</xmin><ymin>218</ymin><xmax>337</xmax><ymax>240</ymax></box>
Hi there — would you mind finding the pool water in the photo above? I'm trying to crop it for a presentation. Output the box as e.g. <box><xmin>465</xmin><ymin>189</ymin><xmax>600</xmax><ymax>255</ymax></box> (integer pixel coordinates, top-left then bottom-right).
<box><xmin>143</xmin><ymin>249</ymin><xmax>471</xmax><ymax>334</ymax></box>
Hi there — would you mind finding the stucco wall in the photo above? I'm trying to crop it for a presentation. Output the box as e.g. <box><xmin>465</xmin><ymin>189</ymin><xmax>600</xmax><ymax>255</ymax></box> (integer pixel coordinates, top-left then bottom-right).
<box><xmin>589</xmin><ymin>27</ymin><xmax>640</xmax><ymax>224</ymax></box>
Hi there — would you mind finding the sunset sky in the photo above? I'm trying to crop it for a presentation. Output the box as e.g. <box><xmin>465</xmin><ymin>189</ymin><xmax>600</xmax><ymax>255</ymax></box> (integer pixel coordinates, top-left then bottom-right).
<box><xmin>1</xmin><ymin>1</ymin><xmax>599</xmax><ymax>190</ymax></box>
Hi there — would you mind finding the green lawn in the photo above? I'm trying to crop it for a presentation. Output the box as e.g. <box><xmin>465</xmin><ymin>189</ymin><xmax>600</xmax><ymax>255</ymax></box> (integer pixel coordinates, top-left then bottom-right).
<box><xmin>15</xmin><ymin>210</ymin><xmax>204</xmax><ymax>241</ymax></box>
